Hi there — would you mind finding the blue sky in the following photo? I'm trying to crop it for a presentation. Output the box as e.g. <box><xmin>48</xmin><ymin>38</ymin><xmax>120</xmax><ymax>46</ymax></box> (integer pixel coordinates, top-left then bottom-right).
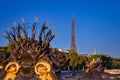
<box><xmin>0</xmin><ymin>0</ymin><xmax>120</xmax><ymax>58</ymax></box>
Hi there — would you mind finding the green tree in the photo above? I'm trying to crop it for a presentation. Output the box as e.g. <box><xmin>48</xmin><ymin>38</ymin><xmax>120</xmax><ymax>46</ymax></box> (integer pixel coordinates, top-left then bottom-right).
<box><xmin>0</xmin><ymin>46</ymin><xmax>10</xmax><ymax>58</ymax></box>
<box><xmin>111</xmin><ymin>58</ymin><xmax>120</xmax><ymax>69</ymax></box>
<box><xmin>101</xmin><ymin>55</ymin><xmax>112</xmax><ymax>69</ymax></box>
<box><xmin>7</xmin><ymin>43</ymin><xmax>12</xmax><ymax>53</ymax></box>
<box><xmin>78</xmin><ymin>56</ymin><xmax>88</xmax><ymax>69</ymax></box>
<box><xmin>68</xmin><ymin>51</ymin><xmax>78</xmax><ymax>70</ymax></box>
<box><xmin>0</xmin><ymin>46</ymin><xmax>8</xmax><ymax>53</ymax></box>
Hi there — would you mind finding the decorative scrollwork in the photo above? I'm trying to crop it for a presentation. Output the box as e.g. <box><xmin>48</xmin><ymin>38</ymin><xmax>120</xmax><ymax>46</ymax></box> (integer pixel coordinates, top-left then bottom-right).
<box><xmin>35</xmin><ymin>61</ymin><xmax>53</xmax><ymax>80</ymax></box>
<box><xmin>4</xmin><ymin>62</ymin><xmax>20</xmax><ymax>80</ymax></box>
<box><xmin>0</xmin><ymin>52</ymin><xmax>6</xmax><ymax>62</ymax></box>
<box><xmin>0</xmin><ymin>65</ymin><xmax>5</xmax><ymax>78</ymax></box>
<box><xmin>51</xmin><ymin>50</ymin><xmax>69</xmax><ymax>67</ymax></box>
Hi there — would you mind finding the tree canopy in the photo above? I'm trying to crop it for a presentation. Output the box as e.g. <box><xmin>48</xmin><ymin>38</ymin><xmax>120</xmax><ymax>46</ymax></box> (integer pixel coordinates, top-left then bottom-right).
<box><xmin>68</xmin><ymin>51</ymin><xmax>78</xmax><ymax>68</ymax></box>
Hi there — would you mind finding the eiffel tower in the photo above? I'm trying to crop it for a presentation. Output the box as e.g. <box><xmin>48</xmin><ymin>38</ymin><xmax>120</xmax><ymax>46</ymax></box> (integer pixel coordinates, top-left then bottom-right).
<box><xmin>70</xmin><ymin>18</ymin><xmax>77</xmax><ymax>52</ymax></box>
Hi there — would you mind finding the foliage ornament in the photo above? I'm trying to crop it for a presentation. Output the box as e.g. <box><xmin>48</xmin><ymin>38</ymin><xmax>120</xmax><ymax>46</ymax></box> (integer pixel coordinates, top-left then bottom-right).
<box><xmin>0</xmin><ymin>17</ymin><xmax>69</xmax><ymax>80</ymax></box>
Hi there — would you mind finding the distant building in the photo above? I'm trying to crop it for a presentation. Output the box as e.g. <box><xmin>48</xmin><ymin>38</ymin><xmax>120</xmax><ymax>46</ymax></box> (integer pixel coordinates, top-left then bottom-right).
<box><xmin>58</xmin><ymin>48</ymin><xmax>69</xmax><ymax>53</ymax></box>
<box><xmin>79</xmin><ymin>54</ymin><xmax>91</xmax><ymax>57</ymax></box>
<box><xmin>93</xmin><ymin>48</ymin><xmax>97</xmax><ymax>55</ymax></box>
<box><xmin>78</xmin><ymin>49</ymin><xmax>110</xmax><ymax>57</ymax></box>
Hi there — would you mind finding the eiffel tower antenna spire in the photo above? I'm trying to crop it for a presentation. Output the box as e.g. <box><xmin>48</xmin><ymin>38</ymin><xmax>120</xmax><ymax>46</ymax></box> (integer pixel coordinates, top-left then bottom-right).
<box><xmin>70</xmin><ymin>18</ymin><xmax>77</xmax><ymax>52</ymax></box>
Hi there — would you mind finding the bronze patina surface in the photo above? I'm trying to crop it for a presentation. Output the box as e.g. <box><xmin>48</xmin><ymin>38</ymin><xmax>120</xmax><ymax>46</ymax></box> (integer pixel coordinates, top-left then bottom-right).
<box><xmin>0</xmin><ymin>18</ymin><xmax>69</xmax><ymax>80</ymax></box>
